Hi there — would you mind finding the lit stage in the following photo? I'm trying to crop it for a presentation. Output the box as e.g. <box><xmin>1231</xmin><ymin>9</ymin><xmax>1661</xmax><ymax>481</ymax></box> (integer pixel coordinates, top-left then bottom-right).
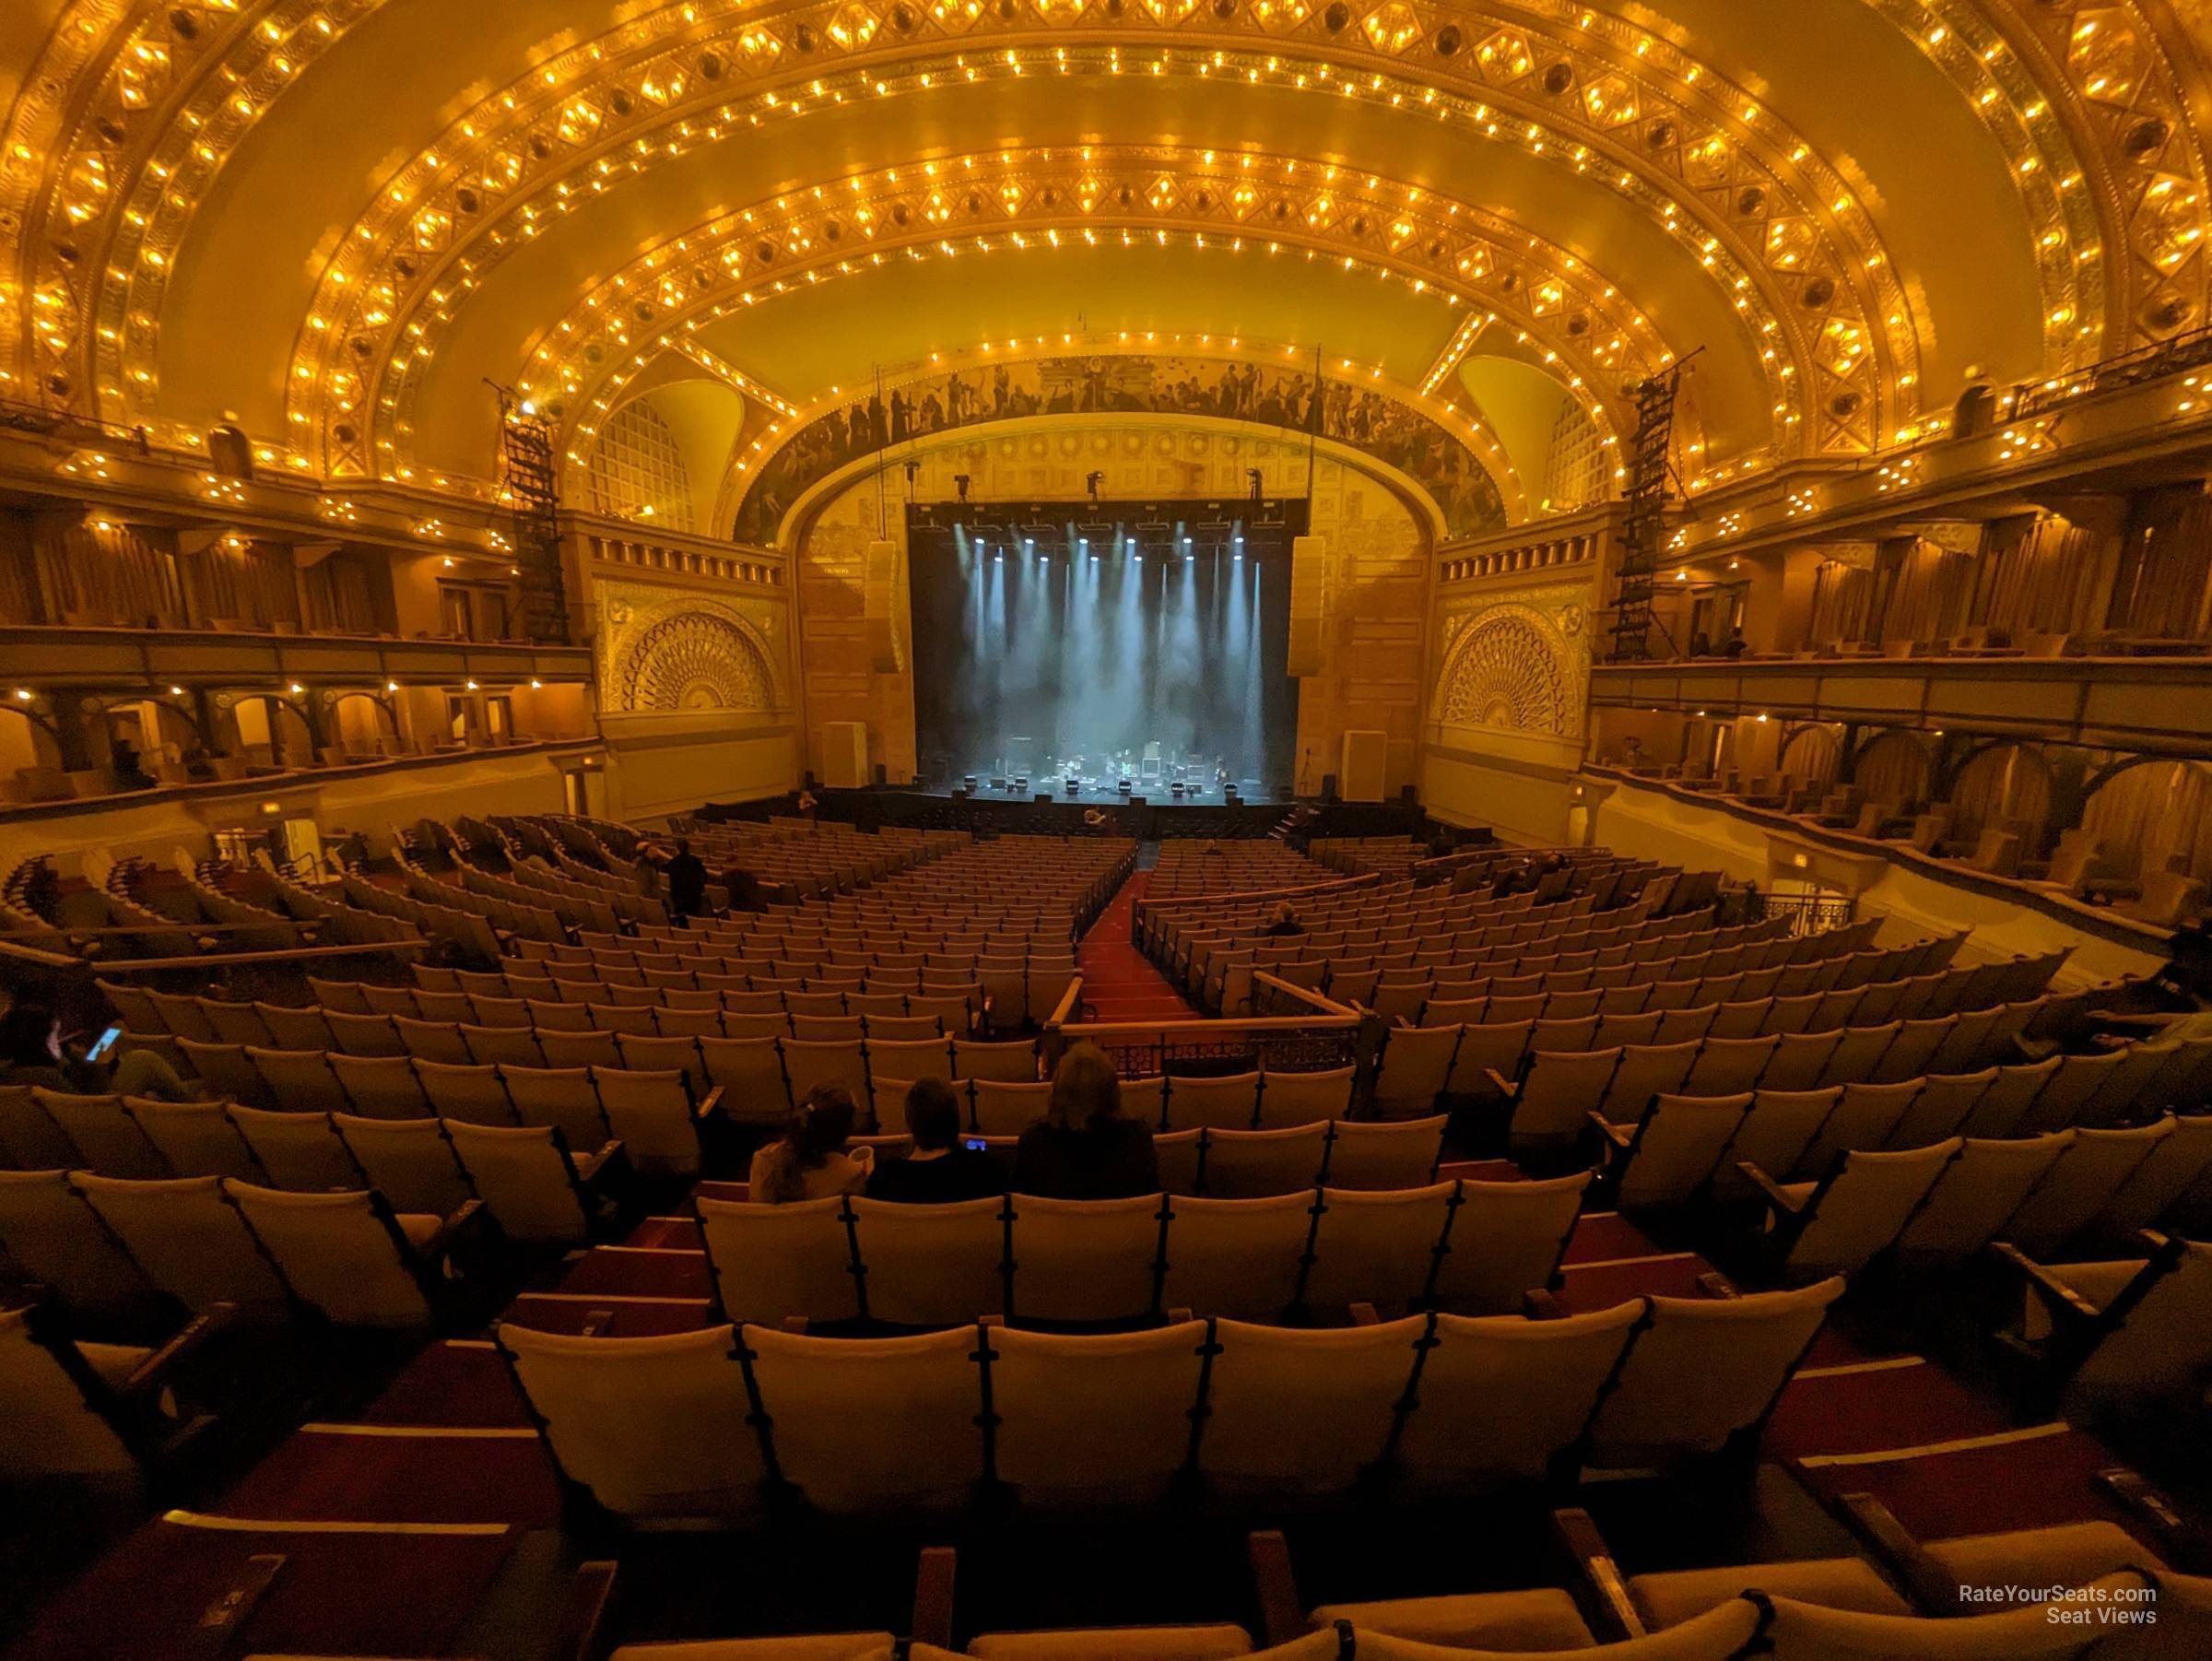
<box><xmin>906</xmin><ymin>495</ymin><xmax>1305</xmax><ymax>807</ymax></box>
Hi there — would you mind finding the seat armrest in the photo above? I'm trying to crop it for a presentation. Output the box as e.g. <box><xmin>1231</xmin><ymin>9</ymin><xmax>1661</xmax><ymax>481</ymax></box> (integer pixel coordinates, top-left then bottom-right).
<box><xmin>1348</xmin><ymin>1301</ymin><xmax>1381</xmax><ymax>1326</ymax></box>
<box><xmin>1551</xmin><ymin>1507</ymin><xmax>1645</xmax><ymax>1641</ymax></box>
<box><xmin>1988</xmin><ymin>1241</ymin><xmax>2104</xmax><ymax>1335</ymax></box>
<box><xmin>415</xmin><ymin>1198</ymin><xmax>486</xmax><ymax>1263</ymax></box>
<box><xmin>574</xmin><ymin>1139</ymin><xmax>624</xmax><ymax>1185</ymax></box>
<box><xmin>556</xmin><ymin>1561</ymin><xmax>620</xmax><ymax>1661</ymax></box>
<box><xmin>1484</xmin><ymin>1066</ymin><xmax>1519</xmax><ymax>1099</ymax></box>
<box><xmin>1523</xmin><ymin>1287</ymin><xmax>1566</xmax><ymax>1320</ymax></box>
<box><xmin>694</xmin><ymin>1085</ymin><xmax>724</xmax><ymax>1123</ymax></box>
<box><xmin>1587</xmin><ymin>1112</ymin><xmax>1632</xmax><ymax>1154</ymax></box>
<box><xmin>1696</xmin><ymin>1270</ymin><xmax>1742</xmax><ymax>1301</ymax></box>
<box><xmin>117</xmin><ymin>1303</ymin><xmax>238</xmax><ymax>1402</ymax></box>
<box><xmin>911</xmin><ymin>1547</ymin><xmax>957</xmax><ymax>1651</ymax></box>
<box><xmin>1248</xmin><ymin>1530</ymin><xmax>1307</xmax><ymax>1648</ymax></box>
<box><xmin>1736</xmin><ymin>1160</ymin><xmax>1806</xmax><ymax>1216</ymax></box>
<box><xmin>1831</xmin><ymin>1492</ymin><xmax>1964</xmax><ymax>1615</ymax></box>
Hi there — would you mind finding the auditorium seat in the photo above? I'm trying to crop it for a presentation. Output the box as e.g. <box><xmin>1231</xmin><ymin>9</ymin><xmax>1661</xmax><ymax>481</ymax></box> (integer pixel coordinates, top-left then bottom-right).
<box><xmin>125</xmin><ymin>1097</ymin><xmax>261</xmax><ymax>1181</ymax></box>
<box><xmin>498</xmin><ymin>1322</ymin><xmax>770</xmax><ymax>1520</ymax></box>
<box><xmin>1008</xmin><ymin>1193</ymin><xmax>1165</xmax><ymax>1324</ymax></box>
<box><xmin>334</xmin><ymin>1113</ymin><xmax>473</xmax><ymax>1216</ymax></box>
<box><xmin>1998</xmin><ymin>1234</ymin><xmax>2212</xmax><ymax>1420</ymax></box>
<box><xmin>849</xmin><ymin>1195</ymin><xmax>1006</xmax><ymax>1324</ymax></box>
<box><xmin>71</xmin><ymin>1172</ymin><xmax>290</xmax><ymax>1320</ymax></box>
<box><xmin>1581</xmin><ymin>1280</ymin><xmax>1842</xmax><ymax>1469</ymax></box>
<box><xmin>0</xmin><ymin>1169</ymin><xmax>161</xmax><ymax>1324</ymax></box>
<box><xmin>1749</xmin><ymin>1140</ymin><xmax>1960</xmax><ymax>1278</ymax></box>
<box><xmin>444</xmin><ymin>1120</ymin><xmax>608</xmax><ymax>1245</ymax></box>
<box><xmin>224</xmin><ymin>1183</ymin><xmax>447</xmax><ymax>1328</ymax></box>
<box><xmin>228</xmin><ymin>1104</ymin><xmax>361</xmax><ymax>1190</ymax></box>
<box><xmin>33</xmin><ymin>1090</ymin><xmax>168</xmax><ymax>1180</ymax></box>
<box><xmin>1159</xmin><ymin>1192</ymin><xmax>1314</xmax><ymax>1319</ymax></box>
<box><xmin>1893</xmin><ymin>1132</ymin><xmax>2074</xmax><ymax>1264</ymax></box>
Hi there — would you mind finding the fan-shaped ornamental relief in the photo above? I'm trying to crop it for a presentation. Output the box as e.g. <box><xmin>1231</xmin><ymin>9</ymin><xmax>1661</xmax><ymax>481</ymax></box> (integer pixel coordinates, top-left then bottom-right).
<box><xmin>1437</xmin><ymin>607</ymin><xmax>1576</xmax><ymax>737</ymax></box>
<box><xmin>613</xmin><ymin>607</ymin><xmax>777</xmax><ymax>713</ymax></box>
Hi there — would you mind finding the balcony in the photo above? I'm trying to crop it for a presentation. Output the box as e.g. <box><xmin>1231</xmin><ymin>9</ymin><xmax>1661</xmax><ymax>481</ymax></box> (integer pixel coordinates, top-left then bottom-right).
<box><xmin>1590</xmin><ymin>651</ymin><xmax>2212</xmax><ymax>758</ymax></box>
<box><xmin>0</xmin><ymin>624</ymin><xmax>594</xmax><ymax>690</ymax></box>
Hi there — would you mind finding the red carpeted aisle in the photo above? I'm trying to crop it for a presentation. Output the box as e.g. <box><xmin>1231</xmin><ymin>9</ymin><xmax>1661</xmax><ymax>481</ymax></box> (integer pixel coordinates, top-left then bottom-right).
<box><xmin>1076</xmin><ymin>870</ymin><xmax>1201</xmax><ymax>1023</ymax></box>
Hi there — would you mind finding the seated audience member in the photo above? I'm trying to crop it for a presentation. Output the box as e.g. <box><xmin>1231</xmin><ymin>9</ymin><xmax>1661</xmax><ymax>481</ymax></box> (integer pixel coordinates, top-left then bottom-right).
<box><xmin>1015</xmin><ymin>1042</ymin><xmax>1159</xmax><ymax>1199</ymax></box>
<box><xmin>721</xmin><ymin>863</ymin><xmax>767</xmax><ymax>913</ymax></box>
<box><xmin>0</xmin><ymin>1003</ymin><xmax>192</xmax><ymax>1101</ymax></box>
<box><xmin>665</xmin><ymin>837</ymin><xmax>708</xmax><ymax>920</ymax></box>
<box><xmin>1263</xmin><ymin>900</ymin><xmax>1304</xmax><ymax>937</ymax></box>
<box><xmin>749</xmin><ymin>1085</ymin><xmax>870</xmax><ymax>1203</ymax></box>
<box><xmin>865</xmin><ymin>1078</ymin><xmax>1006</xmax><ymax>1204</ymax></box>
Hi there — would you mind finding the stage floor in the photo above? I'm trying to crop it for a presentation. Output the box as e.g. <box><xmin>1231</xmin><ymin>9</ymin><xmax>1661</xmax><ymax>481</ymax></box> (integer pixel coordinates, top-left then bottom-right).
<box><xmin>914</xmin><ymin>777</ymin><xmax>1297</xmax><ymax>807</ymax></box>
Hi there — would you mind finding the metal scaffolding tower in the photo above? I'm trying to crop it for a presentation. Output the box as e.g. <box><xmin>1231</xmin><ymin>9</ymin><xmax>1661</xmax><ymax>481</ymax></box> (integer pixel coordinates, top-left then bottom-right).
<box><xmin>492</xmin><ymin>389</ymin><xmax>571</xmax><ymax>644</ymax></box>
<box><xmin>1606</xmin><ymin>368</ymin><xmax>1687</xmax><ymax>664</ymax></box>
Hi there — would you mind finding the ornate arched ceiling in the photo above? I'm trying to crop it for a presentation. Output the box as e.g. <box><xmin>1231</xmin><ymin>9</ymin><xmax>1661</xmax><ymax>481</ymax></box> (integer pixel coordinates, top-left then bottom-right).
<box><xmin>2</xmin><ymin>0</ymin><xmax>2206</xmax><ymax>522</ymax></box>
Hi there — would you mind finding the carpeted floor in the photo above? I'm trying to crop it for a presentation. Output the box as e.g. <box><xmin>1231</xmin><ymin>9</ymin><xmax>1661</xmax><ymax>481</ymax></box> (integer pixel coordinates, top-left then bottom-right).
<box><xmin>1075</xmin><ymin>871</ymin><xmax>1202</xmax><ymax>1023</ymax></box>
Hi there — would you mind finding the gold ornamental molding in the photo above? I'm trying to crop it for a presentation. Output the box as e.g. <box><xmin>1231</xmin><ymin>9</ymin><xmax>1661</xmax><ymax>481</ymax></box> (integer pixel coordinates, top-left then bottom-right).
<box><xmin>270</xmin><ymin>10</ymin><xmax>1923</xmax><ymax>479</ymax></box>
<box><xmin>494</xmin><ymin>147</ymin><xmax>1691</xmax><ymax>476</ymax></box>
<box><xmin>0</xmin><ymin>0</ymin><xmax>382</xmax><ymax>432</ymax></box>
<box><xmin>10</xmin><ymin>0</ymin><xmax>2200</xmax><ymax>462</ymax></box>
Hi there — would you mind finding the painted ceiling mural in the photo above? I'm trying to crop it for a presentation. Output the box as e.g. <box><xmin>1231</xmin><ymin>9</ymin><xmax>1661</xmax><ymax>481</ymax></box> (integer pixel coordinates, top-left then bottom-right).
<box><xmin>731</xmin><ymin>355</ymin><xmax>1510</xmax><ymax>543</ymax></box>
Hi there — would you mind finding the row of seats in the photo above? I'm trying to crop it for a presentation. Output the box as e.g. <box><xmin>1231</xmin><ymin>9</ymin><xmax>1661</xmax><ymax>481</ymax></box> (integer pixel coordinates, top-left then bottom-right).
<box><xmin>161</xmin><ymin>1031</ymin><xmax>1031</xmax><ymax>1124</ymax></box>
<box><xmin>562</xmin><ymin>1523</ymin><xmax>2210</xmax><ymax>1659</ymax></box>
<box><xmin>699</xmin><ymin>1164</ymin><xmax>1568</xmax><ymax>1326</ymax></box>
<box><xmin>1202</xmin><ymin>915</ymin><xmax>1888</xmax><ymax>1000</ymax></box>
<box><xmin>1765</xmin><ymin>1124</ymin><xmax>2212</xmax><ymax>1284</ymax></box>
<box><xmin>0</xmin><ymin>1152</ymin><xmax>585</xmax><ymax>1329</ymax></box>
<box><xmin>114</xmin><ymin>989</ymin><xmax>975</xmax><ymax>1048</ymax></box>
<box><xmin>1403</xmin><ymin>957</ymin><xmax>2058</xmax><ymax>1031</ymax></box>
<box><xmin>499</xmin><ymin>1278</ymin><xmax>1843</xmax><ymax>1517</ymax></box>
<box><xmin>1175</xmin><ymin>901</ymin><xmax>1817</xmax><ymax>1002</ymax></box>
<box><xmin>4</xmin><ymin>1057</ymin><xmax>708</xmax><ymax>1181</ymax></box>
<box><xmin>1209</xmin><ymin>926</ymin><xmax>1966</xmax><ymax>1017</ymax></box>
<box><xmin>1501</xmin><ymin>1031</ymin><xmax>2210</xmax><ymax>1154</ymax></box>
<box><xmin>1376</xmin><ymin>1006</ymin><xmax>2052</xmax><ymax>1127</ymax></box>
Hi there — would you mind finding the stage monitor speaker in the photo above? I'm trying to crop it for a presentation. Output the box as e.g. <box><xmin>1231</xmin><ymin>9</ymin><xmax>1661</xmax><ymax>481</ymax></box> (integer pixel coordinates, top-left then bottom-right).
<box><xmin>863</xmin><ymin>539</ymin><xmax>905</xmax><ymax>673</ymax></box>
<box><xmin>1320</xmin><ymin>772</ymin><xmax>1339</xmax><ymax>803</ymax></box>
<box><xmin>1340</xmin><ymin>731</ymin><xmax>1389</xmax><ymax>803</ymax></box>
<box><xmin>820</xmin><ymin>723</ymin><xmax>869</xmax><ymax>790</ymax></box>
<box><xmin>1286</xmin><ymin>534</ymin><xmax>1327</xmax><ymax>677</ymax></box>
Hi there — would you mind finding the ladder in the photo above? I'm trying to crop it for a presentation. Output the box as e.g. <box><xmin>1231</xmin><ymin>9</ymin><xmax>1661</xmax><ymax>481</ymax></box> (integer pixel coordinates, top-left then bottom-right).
<box><xmin>494</xmin><ymin>395</ymin><xmax>571</xmax><ymax>644</ymax></box>
<box><xmin>1606</xmin><ymin>369</ymin><xmax>1685</xmax><ymax>664</ymax></box>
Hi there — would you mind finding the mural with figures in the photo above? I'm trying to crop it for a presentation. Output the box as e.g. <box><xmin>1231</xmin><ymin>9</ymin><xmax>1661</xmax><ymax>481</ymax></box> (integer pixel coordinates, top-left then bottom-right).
<box><xmin>732</xmin><ymin>355</ymin><xmax>1510</xmax><ymax>544</ymax></box>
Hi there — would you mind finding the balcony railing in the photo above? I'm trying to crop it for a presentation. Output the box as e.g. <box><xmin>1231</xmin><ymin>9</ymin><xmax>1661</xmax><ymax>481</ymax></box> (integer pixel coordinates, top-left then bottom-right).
<box><xmin>0</xmin><ymin>624</ymin><xmax>594</xmax><ymax>689</ymax></box>
<box><xmin>1590</xmin><ymin>653</ymin><xmax>2212</xmax><ymax>757</ymax></box>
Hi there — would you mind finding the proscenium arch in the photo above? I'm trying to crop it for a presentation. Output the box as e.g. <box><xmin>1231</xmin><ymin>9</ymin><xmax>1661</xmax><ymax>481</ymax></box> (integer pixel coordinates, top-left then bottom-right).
<box><xmin>685</xmin><ymin>337</ymin><xmax>1533</xmax><ymax>542</ymax></box>
<box><xmin>772</xmin><ymin>409</ymin><xmax>1470</xmax><ymax>555</ymax></box>
<box><xmin>276</xmin><ymin>25</ymin><xmax>1924</xmax><ymax>477</ymax></box>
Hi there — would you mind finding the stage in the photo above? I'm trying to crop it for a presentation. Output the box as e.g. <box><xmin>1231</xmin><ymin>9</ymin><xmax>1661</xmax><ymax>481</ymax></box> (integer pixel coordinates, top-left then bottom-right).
<box><xmin>704</xmin><ymin>783</ymin><xmax>1430</xmax><ymax>843</ymax></box>
<box><xmin>921</xmin><ymin>770</ymin><xmax>1294</xmax><ymax>808</ymax></box>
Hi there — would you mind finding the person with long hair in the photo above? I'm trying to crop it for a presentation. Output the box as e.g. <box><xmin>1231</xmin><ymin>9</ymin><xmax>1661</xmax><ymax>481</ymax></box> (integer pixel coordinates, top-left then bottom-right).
<box><xmin>0</xmin><ymin>1002</ymin><xmax>191</xmax><ymax>1101</ymax></box>
<box><xmin>748</xmin><ymin>1085</ymin><xmax>869</xmax><ymax>1204</ymax></box>
<box><xmin>1013</xmin><ymin>1041</ymin><xmax>1159</xmax><ymax>1199</ymax></box>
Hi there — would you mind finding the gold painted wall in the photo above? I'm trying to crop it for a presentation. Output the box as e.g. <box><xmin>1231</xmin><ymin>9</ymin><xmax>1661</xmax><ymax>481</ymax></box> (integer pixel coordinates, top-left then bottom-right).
<box><xmin>1420</xmin><ymin>512</ymin><xmax>1614</xmax><ymax>845</ymax></box>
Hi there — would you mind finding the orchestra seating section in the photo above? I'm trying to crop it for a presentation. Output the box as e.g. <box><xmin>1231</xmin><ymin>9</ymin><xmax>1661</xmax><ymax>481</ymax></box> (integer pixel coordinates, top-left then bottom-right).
<box><xmin>3</xmin><ymin>813</ymin><xmax>2209</xmax><ymax>1661</ymax></box>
